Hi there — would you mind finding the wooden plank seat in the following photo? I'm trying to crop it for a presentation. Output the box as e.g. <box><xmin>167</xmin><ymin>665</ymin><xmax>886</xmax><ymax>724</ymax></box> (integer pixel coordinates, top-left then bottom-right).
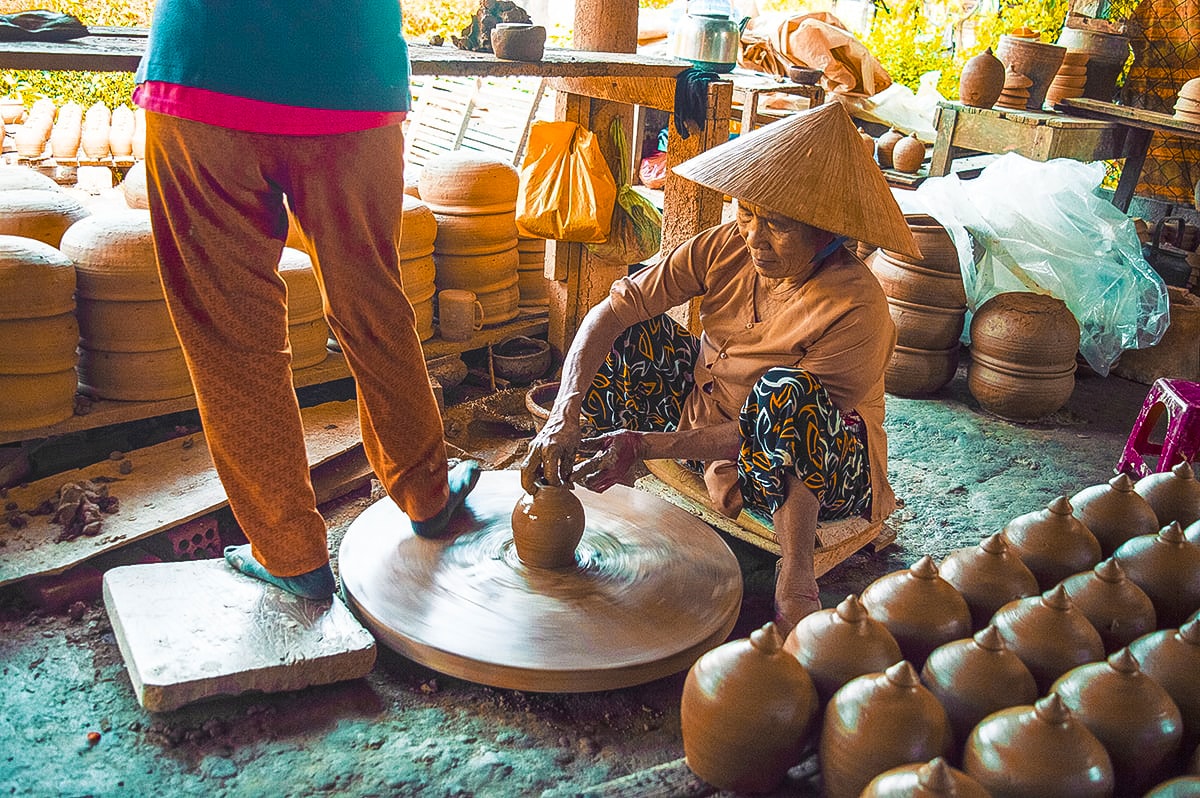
<box><xmin>635</xmin><ymin>458</ymin><xmax>894</xmax><ymax>577</ymax></box>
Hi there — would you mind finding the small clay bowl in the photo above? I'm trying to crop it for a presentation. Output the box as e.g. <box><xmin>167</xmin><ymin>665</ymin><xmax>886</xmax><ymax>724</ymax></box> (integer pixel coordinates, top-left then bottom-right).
<box><xmin>492</xmin><ymin>23</ymin><xmax>547</xmax><ymax>62</ymax></box>
<box><xmin>787</xmin><ymin>65</ymin><xmax>823</xmax><ymax>85</ymax></box>
<box><xmin>492</xmin><ymin>335</ymin><xmax>551</xmax><ymax>385</ymax></box>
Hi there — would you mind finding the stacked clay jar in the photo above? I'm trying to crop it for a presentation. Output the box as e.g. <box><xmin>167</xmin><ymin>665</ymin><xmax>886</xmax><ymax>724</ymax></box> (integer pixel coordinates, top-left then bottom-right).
<box><xmin>419</xmin><ymin>152</ymin><xmax>521</xmax><ymax>330</ymax></box>
<box><xmin>679</xmin><ymin>461</ymin><xmax>1200</xmax><ymax>797</ymax></box>
<box><xmin>867</xmin><ymin>215</ymin><xmax>967</xmax><ymax>397</ymax></box>
<box><xmin>398</xmin><ymin>196</ymin><xmax>438</xmax><ymax>341</ymax></box>
<box><xmin>278</xmin><ymin>247</ymin><xmax>331</xmax><ymax>370</ymax></box>
<box><xmin>516</xmin><ymin>234</ymin><xmax>550</xmax><ymax>309</ymax></box>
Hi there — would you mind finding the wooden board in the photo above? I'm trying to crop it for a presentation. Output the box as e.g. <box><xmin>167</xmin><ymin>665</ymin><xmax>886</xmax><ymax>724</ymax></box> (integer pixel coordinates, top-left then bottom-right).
<box><xmin>1062</xmin><ymin>97</ymin><xmax>1200</xmax><ymax>137</ymax></box>
<box><xmin>0</xmin><ymin>401</ymin><xmax>362</xmax><ymax>588</ymax></box>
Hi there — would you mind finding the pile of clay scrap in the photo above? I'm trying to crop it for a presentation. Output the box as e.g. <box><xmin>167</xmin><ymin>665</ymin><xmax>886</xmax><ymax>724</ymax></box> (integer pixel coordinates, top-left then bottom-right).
<box><xmin>450</xmin><ymin>0</ymin><xmax>531</xmax><ymax>52</ymax></box>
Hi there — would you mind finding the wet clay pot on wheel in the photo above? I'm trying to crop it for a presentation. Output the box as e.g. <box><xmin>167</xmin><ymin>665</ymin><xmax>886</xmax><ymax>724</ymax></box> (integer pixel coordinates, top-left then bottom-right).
<box><xmin>510</xmin><ymin>482</ymin><xmax>585</xmax><ymax>569</ymax></box>
<box><xmin>1052</xmin><ymin>649</ymin><xmax>1184</xmax><ymax>796</ymax></box>
<box><xmin>920</xmin><ymin>625</ymin><xmax>1038</xmax><ymax>751</ymax></box>
<box><xmin>783</xmin><ymin>593</ymin><xmax>902</xmax><ymax>705</ymax></box>
<box><xmin>1060</xmin><ymin>558</ymin><xmax>1156</xmax><ymax>653</ymax></box>
<box><xmin>1130</xmin><ymin>619</ymin><xmax>1200</xmax><ymax>752</ymax></box>
<box><xmin>963</xmin><ymin>693</ymin><xmax>1114</xmax><ymax>798</ymax></box>
<box><xmin>939</xmin><ymin>533</ymin><xmax>1039</xmax><ymax>630</ymax></box>
<box><xmin>1000</xmin><ymin>495</ymin><xmax>1101</xmax><ymax>590</ymax></box>
<box><xmin>990</xmin><ymin>584</ymin><xmax>1104</xmax><ymax>692</ymax></box>
<box><xmin>1071</xmin><ymin>472</ymin><xmax>1161</xmax><ymax>556</ymax></box>
<box><xmin>681</xmin><ymin>622</ymin><xmax>818</xmax><ymax>794</ymax></box>
<box><xmin>820</xmin><ymin>662</ymin><xmax>951</xmax><ymax>798</ymax></box>
<box><xmin>860</xmin><ymin>555</ymin><xmax>972</xmax><ymax>670</ymax></box>
<box><xmin>862</xmin><ymin>757</ymin><xmax>990</xmax><ymax>798</ymax></box>
<box><xmin>1113</xmin><ymin>522</ymin><xmax>1200</xmax><ymax>628</ymax></box>
<box><xmin>959</xmin><ymin>47</ymin><xmax>1006</xmax><ymax>109</ymax></box>
<box><xmin>1135</xmin><ymin>461</ymin><xmax>1200</xmax><ymax>528</ymax></box>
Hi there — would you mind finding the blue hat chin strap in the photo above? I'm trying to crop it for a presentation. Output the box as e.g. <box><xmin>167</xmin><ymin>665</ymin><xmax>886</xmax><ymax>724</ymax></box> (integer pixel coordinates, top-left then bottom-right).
<box><xmin>811</xmin><ymin>235</ymin><xmax>848</xmax><ymax>264</ymax></box>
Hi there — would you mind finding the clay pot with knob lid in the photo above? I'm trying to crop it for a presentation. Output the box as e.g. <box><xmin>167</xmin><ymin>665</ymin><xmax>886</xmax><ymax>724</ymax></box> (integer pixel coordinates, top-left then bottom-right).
<box><xmin>891</xmin><ymin>133</ymin><xmax>926</xmax><ymax>174</ymax></box>
<box><xmin>962</xmin><ymin>693</ymin><xmax>1114</xmax><ymax>798</ymax></box>
<box><xmin>1071</xmin><ymin>472</ymin><xmax>1161</xmax><ymax>556</ymax></box>
<box><xmin>782</xmin><ymin>593</ymin><xmax>902</xmax><ymax>705</ymax></box>
<box><xmin>1052</xmin><ymin>648</ymin><xmax>1183</xmax><ymax>795</ymax></box>
<box><xmin>876</xmin><ymin>128</ymin><xmax>904</xmax><ymax>169</ymax></box>
<box><xmin>861</xmin><ymin>757</ymin><xmax>990</xmax><ymax>798</ymax></box>
<box><xmin>681</xmin><ymin>622</ymin><xmax>818</xmax><ymax>794</ymax></box>
<box><xmin>939</xmin><ymin>533</ymin><xmax>1040</xmax><ymax>629</ymax></box>
<box><xmin>1000</xmin><ymin>495</ymin><xmax>1101</xmax><ymax>590</ymax></box>
<box><xmin>990</xmin><ymin>584</ymin><xmax>1104</xmax><ymax>692</ymax></box>
<box><xmin>1113</xmin><ymin>523</ymin><xmax>1200</xmax><ymax>628</ymax></box>
<box><xmin>510</xmin><ymin>482</ymin><xmax>585</xmax><ymax>570</ymax></box>
<box><xmin>1130</xmin><ymin>618</ymin><xmax>1200</xmax><ymax>752</ymax></box>
<box><xmin>860</xmin><ymin>555</ymin><xmax>972</xmax><ymax>669</ymax></box>
<box><xmin>920</xmin><ymin>625</ymin><xmax>1038</xmax><ymax>750</ymax></box>
<box><xmin>1135</xmin><ymin>461</ymin><xmax>1200</xmax><ymax>528</ymax></box>
<box><xmin>820</xmin><ymin>661</ymin><xmax>951</xmax><ymax>798</ymax></box>
<box><xmin>1060</xmin><ymin>558</ymin><xmax>1156</xmax><ymax>653</ymax></box>
<box><xmin>959</xmin><ymin>47</ymin><xmax>1006</xmax><ymax>108</ymax></box>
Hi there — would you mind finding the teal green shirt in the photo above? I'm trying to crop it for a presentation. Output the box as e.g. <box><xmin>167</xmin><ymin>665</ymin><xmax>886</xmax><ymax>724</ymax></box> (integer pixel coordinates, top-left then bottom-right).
<box><xmin>136</xmin><ymin>1</ymin><xmax>411</xmax><ymax>112</ymax></box>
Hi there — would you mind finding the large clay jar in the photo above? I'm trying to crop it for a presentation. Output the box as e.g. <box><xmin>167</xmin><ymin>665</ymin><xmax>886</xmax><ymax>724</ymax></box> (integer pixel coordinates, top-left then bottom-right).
<box><xmin>995</xmin><ymin>34</ymin><xmax>1067</xmax><ymax>110</ymax></box>
<box><xmin>968</xmin><ymin>292</ymin><xmax>1080</xmax><ymax>421</ymax></box>
<box><xmin>820</xmin><ymin>662</ymin><xmax>951</xmax><ymax>798</ymax></box>
<box><xmin>861</xmin><ymin>757</ymin><xmax>990</xmax><ymax>798</ymax></box>
<box><xmin>278</xmin><ymin>247</ymin><xmax>330</xmax><ymax>370</ymax></box>
<box><xmin>398</xmin><ymin>196</ymin><xmax>438</xmax><ymax>342</ymax></box>
<box><xmin>939</xmin><ymin>533</ymin><xmax>1039</xmax><ymax>629</ymax></box>
<box><xmin>782</xmin><ymin>593</ymin><xmax>902</xmax><ymax>705</ymax></box>
<box><xmin>1131</xmin><ymin>619</ymin><xmax>1200</xmax><ymax>752</ymax></box>
<box><xmin>959</xmin><ymin>47</ymin><xmax>1006</xmax><ymax>108</ymax></box>
<box><xmin>1052</xmin><ymin>649</ymin><xmax>1183</xmax><ymax>795</ymax></box>
<box><xmin>681</xmin><ymin>622</ymin><xmax>818</xmax><ymax>794</ymax></box>
<box><xmin>876</xmin><ymin>128</ymin><xmax>904</xmax><ymax>169</ymax></box>
<box><xmin>990</xmin><ymin>584</ymin><xmax>1104</xmax><ymax>692</ymax></box>
<box><xmin>1060</xmin><ymin>558</ymin><xmax>1156</xmax><ymax>653</ymax></box>
<box><xmin>860</xmin><ymin>556</ymin><xmax>973</xmax><ymax>669</ymax></box>
<box><xmin>1113</xmin><ymin>523</ymin><xmax>1200</xmax><ymax>628</ymax></box>
<box><xmin>891</xmin><ymin>133</ymin><xmax>926</xmax><ymax>174</ymax></box>
<box><xmin>0</xmin><ymin>188</ymin><xmax>89</xmax><ymax>247</ymax></box>
<box><xmin>1135</xmin><ymin>461</ymin><xmax>1200</xmax><ymax>528</ymax></box>
<box><xmin>963</xmin><ymin>693</ymin><xmax>1114</xmax><ymax>798</ymax></box>
<box><xmin>1187</xmin><ymin>518</ymin><xmax>1200</xmax><ymax>546</ymax></box>
<box><xmin>510</xmin><ymin>482</ymin><xmax>585</xmax><ymax>569</ymax></box>
<box><xmin>1146</xmin><ymin>776</ymin><xmax>1200</xmax><ymax>797</ymax></box>
<box><xmin>1000</xmin><ymin>495</ymin><xmax>1101</xmax><ymax>590</ymax></box>
<box><xmin>920</xmin><ymin>625</ymin><xmax>1038</xmax><ymax>750</ymax></box>
<box><xmin>1071</xmin><ymin>472</ymin><xmax>1161</xmax><ymax>556</ymax></box>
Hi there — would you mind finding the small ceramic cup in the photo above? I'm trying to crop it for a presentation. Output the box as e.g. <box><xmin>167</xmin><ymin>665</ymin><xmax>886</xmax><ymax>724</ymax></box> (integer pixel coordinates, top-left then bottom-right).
<box><xmin>438</xmin><ymin>289</ymin><xmax>484</xmax><ymax>342</ymax></box>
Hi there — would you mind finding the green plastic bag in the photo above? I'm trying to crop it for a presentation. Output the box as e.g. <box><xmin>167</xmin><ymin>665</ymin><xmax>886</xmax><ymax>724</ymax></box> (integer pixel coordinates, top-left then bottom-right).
<box><xmin>586</xmin><ymin>118</ymin><xmax>663</xmax><ymax>266</ymax></box>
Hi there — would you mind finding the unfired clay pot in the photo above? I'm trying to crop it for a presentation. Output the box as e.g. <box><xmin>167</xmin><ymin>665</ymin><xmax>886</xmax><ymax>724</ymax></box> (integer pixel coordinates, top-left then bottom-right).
<box><xmin>962</xmin><ymin>693</ymin><xmax>1114</xmax><ymax>798</ymax></box>
<box><xmin>1131</xmin><ymin>619</ymin><xmax>1200</xmax><ymax>752</ymax></box>
<box><xmin>959</xmin><ymin>47</ymin><xmax>1006</xmax><ymax>108</ymax></box>
<box><xmin>1135</xmin><ymin>461</ymin><xmax>1200</xmax><ymax>528</ymax></box>
<box><xmin>1145</xmin><ymin>776</ymin><xmax>1200</xmax><ymax>796</ymax></box>
<box><xmin>1000</xmin><ymin>495</ymin><xmax>1102</xmax><ymax>590</ymax></box>
<box><xmin>510</xmin><ymin>482</ymin><xmax>585</xmax><ymax>569</ymax></box>
<box><xmin>891</xmin><ymin>133</ymin><xmax>926</xmax><ymax>174</ymax></box>
<box><xmin>820</xmin><ymin>662</ymin><xmax>951</xmax><ymax>798</ymax></box>
<box><xmin>783</xmin><ymin>593</ymin><xmax>902</xmax><ymax>705</ymax></box>
<box><xmin>919</xmin><ymin>625</ymin><xmax>1038</xmax><ymax>749</ymax></box>
<box><xmin>1187</xmin><ymin>518</ymin><xmax>1200</xmax><ymax>546</ymax></box>
<box><xmin>876</xmin><ymin>128</ymin><xmax>904</xmax><ymax>169</ymax></box>
<box><xmin>1113</xmin><ymin>522</ymin><xmax>1200</xmax><ymax>628</ymax></box>
<box><xmin>1060</xmin><ymin>558</ymin><xmax>1156</xmax><ymax>653</ymax></box>
<box><xmin>1052</xmin><ymin>648</ymin><xmax>1184</xmax><ymax>795</ymax></box>
<box><xmin>939</xmin><ymin>533</ymin><xmax>1040</xmax><ymax>629</ymax></box>
<box><xmin>861</xmin><ymin>757</ymin><xmax>990</xmax><ymax>798</ymax></box>
<box><xmin>990</xmin><ymin>584</ymin><xmax>1105</xmax><ymax>692</ymax></box>
<box><xmin>681</xmin><ymin>622</ymin><xmax>818</xmax><ymax>794</ymax></box>
<box><xmin>859</xmin><ymin>127</ymin><xmax>876</xmax><ymax>157</ymax></box>
<box><xmin>860</xmin><ymin>555</ymin><xmax>973</xmax><ymax>669</ymax></box>
<box><xmin>1071</xmin><ymin>472</ymin><xmax>1161</xmax><ymax>556</ymax></box>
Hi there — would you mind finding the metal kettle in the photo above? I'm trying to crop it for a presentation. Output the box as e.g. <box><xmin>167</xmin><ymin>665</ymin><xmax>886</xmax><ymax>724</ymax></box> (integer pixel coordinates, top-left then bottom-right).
<box><xmin>672</xmin><ymin>3</ymin><xmax>749</xmax><ymax>74</ymax></box>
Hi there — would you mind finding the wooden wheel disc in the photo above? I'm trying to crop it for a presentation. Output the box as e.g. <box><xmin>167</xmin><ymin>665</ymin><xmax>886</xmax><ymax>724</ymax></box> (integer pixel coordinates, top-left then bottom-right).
<box><xmin>339</xmin><ymin>470</ymin><xmax>743</xmax><ymax>692</ymax></box>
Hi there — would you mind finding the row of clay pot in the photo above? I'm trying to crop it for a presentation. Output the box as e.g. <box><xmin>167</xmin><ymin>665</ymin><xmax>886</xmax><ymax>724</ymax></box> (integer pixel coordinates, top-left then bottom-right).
<box><xmin>13</xmin><ymin>100</ymin><xmax>144</xmax><ymax>162</ymax></box>
<box><xmin>870</xmin><ymin>127</ymin><xmax>926</xmax><ymax>174</ymax></box>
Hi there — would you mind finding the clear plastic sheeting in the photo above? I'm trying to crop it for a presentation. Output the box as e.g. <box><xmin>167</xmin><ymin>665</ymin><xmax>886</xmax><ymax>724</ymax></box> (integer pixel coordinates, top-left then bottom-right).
<box><xmin>895</xmin><ymin>153</ymin><xmax>1170</xmax><ymax>376</ymax></box>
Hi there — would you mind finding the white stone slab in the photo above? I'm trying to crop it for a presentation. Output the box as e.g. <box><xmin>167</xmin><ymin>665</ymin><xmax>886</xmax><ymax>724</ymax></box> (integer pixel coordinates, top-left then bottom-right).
<box><xmin>103</xmin><ymin>559</ymin><xmax>376</xmax><ymax>712</ymax></box>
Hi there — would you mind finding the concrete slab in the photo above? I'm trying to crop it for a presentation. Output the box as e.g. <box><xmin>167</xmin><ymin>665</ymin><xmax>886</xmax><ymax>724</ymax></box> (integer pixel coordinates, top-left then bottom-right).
<box><xmin>102</xmin><ymin>559</ymin><xmax>376</xmax><ymax>712</ymax></box>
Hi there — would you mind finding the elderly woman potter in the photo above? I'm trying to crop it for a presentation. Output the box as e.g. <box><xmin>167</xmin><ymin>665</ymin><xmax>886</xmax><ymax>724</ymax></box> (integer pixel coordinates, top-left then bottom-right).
<box><xmin>520</xmin><ymin>103</ymin><xmax>919</xmax><ymax>633</ymax></box>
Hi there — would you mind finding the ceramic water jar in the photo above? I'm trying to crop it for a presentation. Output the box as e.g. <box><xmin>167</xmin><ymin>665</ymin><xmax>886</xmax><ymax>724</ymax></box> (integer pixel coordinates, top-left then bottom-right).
<box><xmin>876</xmin><ymin>128</ymin><xmax>904</xmax><ymax>169</ymax></box>
<box><xmin>1052</xmin><ymin>649</ymin><xmax>1183</xmax><ymax>795</ymax></box>
<box><xmin>891</xmin><ymin>133</ymin><xmax>926</xmax><ymax>174</ymax></box>
<box><xmin>861</xmin><ymin>757</ymin><xmax>990</xmax><ymax>798</ymax></box>
<box><xmin>1113</xmin><ymin>523</ymin><xmax>1200</xmax><ymax>628</ymax></box>
<box><xmin>0</xmin><ymin>188</ymin><xmax>89</xmax><ymax>247</ymax></box>
<box><xmin>963</xmin><ymin>693</ymin><xmax>1114</xmax><ymax>798</ymax></box>
<box><xmin>1000</xmin><ymin>495</ymin><xmax>1102</xmax><ymax>590</ymax></box>
<box><xmin>820</xmin><ymin>661</ymin><xmax>951</xmax><ymax>798</ymax></box>
<box><xmin>959</xmin><ymin>47</ymin><xmax>1006</xmax><ymax>108</ymax></box>
<box><xmin>860</xmin><ymin>555</ymin><xmax>972</xmax><ymax>669</ymax></box>
<box><xmin>681</xmin><ymin>622</ymin><xmax>818</xmax><ymax>794</ymax></box>
<box><xmin>990</xmin><ymin>584</ymin><xmax>1104</xmax><ymax>692</ymax></box>
<box><xmin>1135</xmin><ymin>461</ymin><xmax>1200</xmax><ymax>528</ymax></box>
<box><xmin>920</xmin><ymin>625</ymin><xmax>1038</xmax><ymax>750</ymax></box>
<box><xmin>1072</xmin><ymin>472</ymin><xmax>1161</xmax><ymax>556</ymax></box>
<box><xmin>939</xmin><ymin>533</ymin><xmax>1040</xmax><ymax>629</ymax></box>
<box><xmin>782</xmin><ymin>593</ymin><xmax>902</xmax><ymax>705</ymax></box>
<box><xmin>1060</xmin><ymin>558</ymin><xmax>1156</xmax><ymax>653</ymax></box>
<box><xmin>1129</xmin><ymin>619</ymin><xmax>1200</xmax><ymax>751</ymax></box>
<box><xmin>510</xmin><ymin>482</ymin><xmax>585</xmax><ymax>569</ymax></box>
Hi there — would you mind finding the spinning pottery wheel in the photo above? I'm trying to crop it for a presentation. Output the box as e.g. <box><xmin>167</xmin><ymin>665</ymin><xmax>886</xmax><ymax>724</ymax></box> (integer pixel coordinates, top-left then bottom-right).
<box><xmin>339</xmin><ymin>470</ymin><xmax>742</xmax><ymax>692</ymax></box>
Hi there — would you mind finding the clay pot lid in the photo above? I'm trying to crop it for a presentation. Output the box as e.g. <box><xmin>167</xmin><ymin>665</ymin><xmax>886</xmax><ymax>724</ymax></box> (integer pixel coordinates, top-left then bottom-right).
<box><xmin>1106</xmin><ymin>647</ymin><xmax>1140</xmax><ymax>675</ymax></box>
<box><xmin>911</xmin><ymin>554</ymin><xmax>941</xmax><ymax>580</ymax></box>
<box><xmin>973</xmin><ymin>624</ymin><xmax>1007</xmax><ymax>651</ymax></box>
<box><xmin>338</xmin><ymin>470</ymin><xmax>743</xmax><ymax>692</ymax></box>
<box><xmin>1180</xmin><ymin>78</ymin><xmax>1200</xmax><ymax>101</ymax></box>
<box><xmin>1091</xmin><ymin>557</ymin><xmax>1127</xmax><ymax>583</ymax></box>
<box><xmin>1159</xmin><ymin>521</ymin><xmax>1188</xmax><ymax>544</ymax></box>
<box><xmin>1180</xmin><ymin>618</ymin><xmax>1200</xmax><ymax>644</ymax></box>
<box><xmin>885</xmin><ymin>660</ymin><xmax>921</xmax><ymax>688</ymax></box>
<box><xmin>1040</xmin><ymin>583</ymin><xmax>1073</xmax><ymax>611</ymax></box>
<box><xmin>1033</xmin><ymin>692</ymin><xmax>1072</xmax><ymax>725</ymax></box>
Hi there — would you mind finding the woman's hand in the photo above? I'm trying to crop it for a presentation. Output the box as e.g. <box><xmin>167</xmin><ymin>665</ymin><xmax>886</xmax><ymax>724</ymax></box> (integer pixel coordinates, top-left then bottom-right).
<box><xmin>520</xmin><ymin>412</ymin><xmax>583</xmax><ymax>494</ymax></box>
<box><xmin>571</xmin><ymin>430</ymin><xmax>646</xmax><ymax>493</ymax></box>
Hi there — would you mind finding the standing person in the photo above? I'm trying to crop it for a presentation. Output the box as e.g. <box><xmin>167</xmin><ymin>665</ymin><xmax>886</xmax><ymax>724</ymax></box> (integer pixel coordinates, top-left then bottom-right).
<box><xmin>135</xmin><ymin>2</ymin><xmax>479</xmax><ymax>600</ymax></box>
<box><xmin>521</xmin><ymin>103</ymin><xmax>918</xmax><ymax>632</ymax></box>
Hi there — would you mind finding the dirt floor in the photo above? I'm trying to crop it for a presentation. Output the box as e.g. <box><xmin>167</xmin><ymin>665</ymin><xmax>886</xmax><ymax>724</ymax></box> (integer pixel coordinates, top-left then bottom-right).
<box><xmin>0</xmin><ymin>355</ymin><xmax>1158</xmax><ymax>797</ymax></box>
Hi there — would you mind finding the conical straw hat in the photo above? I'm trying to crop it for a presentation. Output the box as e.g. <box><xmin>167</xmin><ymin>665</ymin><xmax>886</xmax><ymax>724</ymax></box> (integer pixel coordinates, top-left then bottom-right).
<box><xmin>672</xmin><ymin>103</ymin><xmax>921</xmax><ymax>259</ymax></box>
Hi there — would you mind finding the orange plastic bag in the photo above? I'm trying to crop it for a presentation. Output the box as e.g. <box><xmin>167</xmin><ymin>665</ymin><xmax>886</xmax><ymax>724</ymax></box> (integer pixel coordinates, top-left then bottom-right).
<box><xmin>516</xmin><ymin>120</ymin><xmax>618</xmax><ymax>243</ymax></box>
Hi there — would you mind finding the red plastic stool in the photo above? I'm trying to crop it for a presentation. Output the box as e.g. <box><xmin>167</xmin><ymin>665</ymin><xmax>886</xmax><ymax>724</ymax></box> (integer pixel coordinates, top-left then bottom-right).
<box><xmin>1116</xmin><ymin>378</ymin><xmax>1200</xmax><ymax>478</ymax></box>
